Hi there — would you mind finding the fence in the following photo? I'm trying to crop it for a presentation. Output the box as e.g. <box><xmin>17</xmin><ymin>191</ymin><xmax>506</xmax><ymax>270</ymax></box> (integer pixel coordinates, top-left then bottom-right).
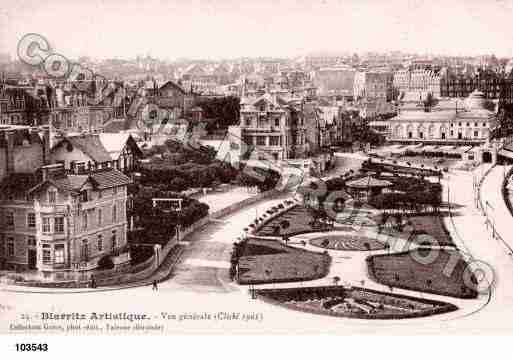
<box><xmin>13</xmin><ymin>188</ymin><xmax>281</xmax><ymax>288</ymax></box>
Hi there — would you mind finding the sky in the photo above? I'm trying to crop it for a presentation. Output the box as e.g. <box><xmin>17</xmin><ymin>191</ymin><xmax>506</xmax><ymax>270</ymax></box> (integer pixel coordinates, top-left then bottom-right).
<box><xmin>2</xmin><ymin>0</ymin><xmax>513</xmax><ymax>60</ymax></box>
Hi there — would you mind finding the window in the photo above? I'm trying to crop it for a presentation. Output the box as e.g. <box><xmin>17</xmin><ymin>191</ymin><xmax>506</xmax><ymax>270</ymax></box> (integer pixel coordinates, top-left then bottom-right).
<box><xmin>474</xmin><ymin>131</ymin><xmax>479</xmax><ymax>137</ymax></box>
<box><xmin>483</xmin><ymin>122</ymin><xmax>487</xmax><ymax>127</ymax></box>
<box><xmin>466</xmin><ymin>122</ymin><xmax>470</xmax><ymax>126</ymax></box>
<box><xmin>98</xmin><ymin>190</ymin><xmax>102</xmax><ymax>199</ymax></box>
<box><xmin>42</xmin><ymin>244</ymin><xmax>51</xmax><ymax>264</ymax></box>
<box><xmin>256</xmin><ymin>136</ymin><xmax>266</xmax><ymax>146</ymax></box>
<box><xmin>97</xmin><ymin>235</ymin><xmax>103</xmax><ymax>252</ymax></box>
<box><xmin>5</xmin><ymin>211</ymin><xmax>14</xmax><ymax>227</ymax></box>
<box><xmin>98</xmin><ymin>209</ymin><xmax>102</xmax><ymax>226</ymax></box>
<box><xmin>54</xmin><ymin>217</ymin><xmax>64</xmax><ymax>233</ymax></box>
<box><xmin>82</xmin><ymin>212</ymin><xmax>88</xmax><ymax>230</ymax></box>
<box><xmin>54</xmin><ymin>244</ymin><xmax>65</xmax><ymax>264</ymax></box>
<box><xmin>474</xmin><ymin>122</ymin><xmax>478</xmax><ymax>127</ymax></box>
<box><xmin>48</xmin><ymin>190</ymin><xmax>56</xmax><ymax>203</ymax></box>
<box><xmin>274</xmin><ymin>118</ymin><xmax>280</xmax><ymax>127</ymax></box>
<box><xmin>80</xmin><ymin>190</ymin><xmax>88</xmax><ymax>202</ymax></box>
<box><xmin>81</xmin><ymin>239</ymin><xmax>89</xmax><ymax>261</ymax></box>
<box><xmin>27</xmin><ymin>236</ymin><xmax>36</xmax><ymax>246</ymax></box>
<box><xmin>42</xmin><ymin>217</ymin><xmax>51</xmax><ymax>233</ymax></box>
<box><xmin>269</xmin><ymin>136</ymin><xmax>280</xmax><ymax>146</ymax></box>
<box><xmin>7</xmin><ymin>238</ymin><xmax>14</xmax><ymax>257</ymax></box>
<box><xmin>112</xmin><ymin>205</ymin><xmax>117</xmax><ymax>222</ymax></box>
<box><xmin>111</xmin><ymin>231</ymin><xmax>117</xmax><ymax>249</ymax></box>
<box><xmin>458</xmin><ymin>122</ymin><xmax>462</xmax><ymax>126</ymax></box>
<box><xmin>27</xmin><ymin>213</ymin><xmax>36</xmax><ymax>228</ymax></box>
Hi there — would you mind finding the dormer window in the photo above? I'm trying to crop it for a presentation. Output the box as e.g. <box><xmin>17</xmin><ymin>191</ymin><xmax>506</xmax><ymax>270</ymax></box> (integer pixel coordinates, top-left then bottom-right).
<box><xmin>80</xmin><ymin>190</ymin><xmax>88</xmax><ymax>202</ymax></box>
<box><xmin>48</xmin><ymin>190</ymin><xmax>57</xmax><ymax>204</ymax></box>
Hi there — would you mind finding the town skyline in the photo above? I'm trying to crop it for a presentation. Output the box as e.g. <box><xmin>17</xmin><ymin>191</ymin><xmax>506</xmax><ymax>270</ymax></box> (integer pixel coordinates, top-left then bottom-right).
<box><xmin>3</xmin><ymin>0</ymin><xmax>513</xmax><ymax>60</ymax></box>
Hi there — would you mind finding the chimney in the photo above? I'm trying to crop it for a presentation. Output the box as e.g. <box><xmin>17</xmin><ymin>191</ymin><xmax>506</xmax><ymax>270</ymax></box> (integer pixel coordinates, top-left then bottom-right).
<box><xmin>41</xmin><ymin>125</ymin><xmax>50</xmax><ymax>165</ymax></box>
<box><xmin>40</xmin><ymin>163</ymin><xmax>65</xmax><ymax>182</ymax></box>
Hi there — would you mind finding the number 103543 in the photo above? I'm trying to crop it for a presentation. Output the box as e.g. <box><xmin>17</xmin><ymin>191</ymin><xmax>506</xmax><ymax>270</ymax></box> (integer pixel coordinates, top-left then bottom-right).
<box><xmin>15</xmin><ymin>343</ymin><xmax>48</xmax><ymax>352</ymax></box>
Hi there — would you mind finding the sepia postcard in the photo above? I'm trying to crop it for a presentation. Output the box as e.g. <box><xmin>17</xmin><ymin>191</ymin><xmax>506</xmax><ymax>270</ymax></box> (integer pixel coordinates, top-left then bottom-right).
<box><xmin>2</xmin><ymin>0</ymin><xmax>513</xmax><ymax>354</ymax></box>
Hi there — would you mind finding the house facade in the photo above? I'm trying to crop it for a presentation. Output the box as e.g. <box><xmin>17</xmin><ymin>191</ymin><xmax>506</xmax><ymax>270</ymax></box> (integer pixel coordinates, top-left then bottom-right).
<box><xmin>239</xmin><ymin>93</ymin><xmax>308</xmax><ymax>161</ymax></box>
<box><xmin>0</xmin><ymin>164</ymin><xmax>131</xmax><ymax>280</ymax></box>
<box><xmin>50</xmin><ymin>133</ymin><xmax>141</xmax><ymax>174</ymax></box>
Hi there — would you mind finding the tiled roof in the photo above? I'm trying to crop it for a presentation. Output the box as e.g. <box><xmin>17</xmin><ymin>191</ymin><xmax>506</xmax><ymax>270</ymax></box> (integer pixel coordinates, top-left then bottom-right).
<box><xmin>102</xmin><ymin>118</ymin><xmax>128</xmax><ymax>133</ymax></box>
<box><xmin>0</xmin><ymin>173</ymin><xmax>40</xmax><ymax>196</ymax></box>
<box><xmin>89</xmin><ymin>168</ymin><xmax>132</xmax><ymax>189</ymax></box>
<box><xmin>50</xmin><ymin>175</ymin><xmax>89</xmax><ymax>192</ymax></box>
<box><xmin>53</xmin><ymin>134</ymin><xmax>112</xmax><ymax>163</ymax></box>
<box><xmin>29</xmin><ymin>168</ymin><xmax>131</xmax><ymax>194</ymax></box>
<box><xmin>346</xmin><ymin>176</ymin><xmax>393</xmax><ymax>189</ymax></box>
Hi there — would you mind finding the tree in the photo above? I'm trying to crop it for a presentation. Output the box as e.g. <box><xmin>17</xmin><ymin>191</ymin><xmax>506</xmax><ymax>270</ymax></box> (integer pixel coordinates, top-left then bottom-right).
<box><xmin>333</xmin><ymin>276</ymin><xmax>341</xmax><ymax>286</ymax></box>
<box><xmin>98</xmin><ymin>256</ymin><xmax>115</xmax><ymax>270</ymax></box>
<box><xmin>423</xmin><ymin>92</ymin><xmax>437</xmax><ymax>112</ymax></box>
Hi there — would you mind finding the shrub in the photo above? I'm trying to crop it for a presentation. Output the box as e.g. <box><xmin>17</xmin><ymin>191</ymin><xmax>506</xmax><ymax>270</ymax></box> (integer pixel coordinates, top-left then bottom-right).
<box><xmin>97</xmin><ymin>256</ymin><xmax>115</xmax><ymax>270</ymax></box>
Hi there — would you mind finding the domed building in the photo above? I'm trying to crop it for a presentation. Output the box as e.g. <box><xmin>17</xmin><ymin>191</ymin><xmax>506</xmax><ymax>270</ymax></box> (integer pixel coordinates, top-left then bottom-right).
<box><xmin>369</xmin><ymin>89</ymin><xmax>497</xmax><ymax>145</ymax></box>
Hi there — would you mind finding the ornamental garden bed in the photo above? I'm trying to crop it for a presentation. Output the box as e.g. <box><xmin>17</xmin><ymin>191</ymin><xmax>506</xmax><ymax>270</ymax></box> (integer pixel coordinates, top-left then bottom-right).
<box><xmin>237</xmin><ymin>239</ymin><xmax>331</xmax><ymax>285</ymax></box>
<box><xmin>405</xmin><ymin>215</ymin><xmax>454</xmax><ymax>247</ymax></box>
<box><xmin>309</xmin><ymin>233</ymin><xmax>388</xmax><ymax>251</ymax></box>
<box><xmin>254</xmin><ymin>285</ymin><xmax>458</xmax><ymax>319</ymax></box>
<box><xmin>255</xmin><ymin>206</ymin><xmax>328</xmax><ymax>237</ymax></box>
<box><xmin>375</xmin><ymin>214</ymin><xmax>455</xmax><ymax>247</ymax></box>
<box><xmin>367</xmin><ymin>249</ymin><xmax>478</xmax><ymax>299</ymax></box>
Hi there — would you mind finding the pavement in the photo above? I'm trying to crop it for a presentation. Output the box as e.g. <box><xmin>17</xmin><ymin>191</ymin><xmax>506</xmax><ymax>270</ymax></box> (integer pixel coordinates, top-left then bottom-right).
<box><xmin>6</xmin><ymin>164</ymin><xmax>513</xmax><ymax>334</ymax></box>
<box><xmin>191</xmin><ymin>186</ymin><xmax>259</xmax><ymax>213</ymax></box>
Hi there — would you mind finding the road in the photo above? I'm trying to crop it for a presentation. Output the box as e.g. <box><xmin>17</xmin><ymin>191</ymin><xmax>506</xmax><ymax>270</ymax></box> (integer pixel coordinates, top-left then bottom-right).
<box><xmin>5</xmin><ymin>165</ymin><xmax>513</xmax><ymax>334</ymax></box>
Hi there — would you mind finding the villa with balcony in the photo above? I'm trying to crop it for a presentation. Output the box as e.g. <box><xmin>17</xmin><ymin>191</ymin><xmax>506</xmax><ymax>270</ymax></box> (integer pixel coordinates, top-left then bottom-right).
<box><xmin>0</xmin><ymin>163</ymin><xmax>132</xmax><ymax>281</ymax></box>
<box><xmin>239</xmin><ymin>93</ymin><xmax>308</xmax><ymax>162</ymax></box>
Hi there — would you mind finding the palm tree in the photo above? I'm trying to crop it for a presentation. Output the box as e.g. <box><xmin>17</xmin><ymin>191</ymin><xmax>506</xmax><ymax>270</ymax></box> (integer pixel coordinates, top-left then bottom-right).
<box><xmin>333</xmin><ymin>276</ymin><xmax>341</xmax><ymax>286</ymax></box>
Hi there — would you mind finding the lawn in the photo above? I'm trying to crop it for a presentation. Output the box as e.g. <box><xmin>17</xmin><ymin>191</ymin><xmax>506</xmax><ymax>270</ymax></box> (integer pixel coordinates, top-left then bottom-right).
<box><xmin>395</xmin><ymin>155</ymin><xmax>460</xmax><ymax>169</ymax></box>
<box><xmin>256</xmin><ymin>206</ymin><xmax>327</xmax><ymax>237</ymax></box>
<box><xmin>367</xmin><ymin>249</ymin><xmax>478</xmax><ymax>299</ymax></box>
<box><xmin>405</xmin><ymin>215</ymin><xmax>454</xmax><ymax>247</ymax></box>
<box><xmin>309</xmin><ymin>233</ymin><xmax>387</xmax><ymax>251</ymax></box>
<box><xmin>237</xmin><ymin>239</ymin><xmax>331</xmax><ymax>285</ymax></box>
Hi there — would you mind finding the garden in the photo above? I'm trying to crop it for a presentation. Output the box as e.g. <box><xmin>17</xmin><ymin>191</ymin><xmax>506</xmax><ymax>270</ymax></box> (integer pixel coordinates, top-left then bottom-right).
<box><xmin>309</xmin><ymin>233</ymin><xmax>388</xmax><ymax>251</ymax></box>
<box><xmin>127</xmin><ymin>185</ymin><xmax>210</xmax><ymax>263</ymax></box>
<box><xmin>233</xmin><ymin>238</ymin><xmax>331</xmax><ymax>285</ymax></box>
<box><xmin>254</xmin><ymin>285</ymin><xmax>458</xmax><ymax>319</ymax></box>
<box><xmin>367</xmin><ymin>249</ymin><xmax>478</xmax><ymax>299</ymax></box>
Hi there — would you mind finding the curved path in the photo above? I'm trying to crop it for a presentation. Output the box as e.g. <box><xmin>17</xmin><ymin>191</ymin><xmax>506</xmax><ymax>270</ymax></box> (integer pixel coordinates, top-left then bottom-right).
<box><xmin>3</xmin><ymin>166</ymin><xmax>513</xmax><ymax>334</ymax></box>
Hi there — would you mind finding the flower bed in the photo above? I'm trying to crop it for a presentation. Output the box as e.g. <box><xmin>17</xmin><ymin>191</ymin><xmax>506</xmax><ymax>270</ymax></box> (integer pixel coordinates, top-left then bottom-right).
<box><xmin>309</xmin><ymin>233</ymin><xmax>387</xmax><ymax>251</ymax></box>
<box><xmin>367</xmin><ymin>249</ymin><xmax>478</xmax><ymax>299</ymax></box>
<box><xmin>237</xmin><ymin>238</ymin><xmax>331</xmax><ymax>285</ymax></box>
<box><xmin>254</xmin><ymin>285</ymin><xmax>458</xmax><ymax>320</ymax></box>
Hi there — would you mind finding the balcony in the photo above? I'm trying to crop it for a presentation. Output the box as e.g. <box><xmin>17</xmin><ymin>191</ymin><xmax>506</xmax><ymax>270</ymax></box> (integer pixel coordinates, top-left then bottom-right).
<box><xmin>242</xmin><ymin>126</ymin><xmax>281</xmax><ymax>133</ymax></box>
<box><xmin>34</xmin><ymin>202</ymin><xmax>69</xmax><ymax>214</ymax></box>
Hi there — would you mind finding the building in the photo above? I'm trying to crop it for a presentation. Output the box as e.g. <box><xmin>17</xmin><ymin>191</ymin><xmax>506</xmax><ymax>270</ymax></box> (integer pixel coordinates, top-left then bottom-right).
<box><xmin>369</xmin><ymin>90</ymin><xmax>497</xmax><ymax>145</ymax></box>
<box><xmin>440</xmin><ymin>73</ymin><xmax>513</xmax><ymax>103</ymax></box>
<box><xmin>354</xmin><ymin>71</ymin><xmax>394</xmax><ymax>101</ymax></box>
<box><xmin>0</xmin><ymin>125</ymin><xmax>49</xmax><ymax>183</ymax></box>
<box><xmin>0</xmin><ymin>164</ymin><xmax>131</xmax><ymax>279</ymax></box>
<box><xmin>0</xmin><ymin>84</ymin><xmax>50</xmax><ymax>126</ymax></box>
<box><xmin>127</xmin><ymin>80</ymin><xmax>195</xmax><ymax>135</ymax></box>
<box><xmin>50</xmin><ymin>133</ymin><xmax>141</xmax><ymax>174</ymax></box>
<box><xmin>238</xmin><ymin>93</ymin><xmax>308</xmax><ymax>161</ymax></box>
<box><xmin>394</xmin><ymin>68</ymin><xmax>441</xmax><ymax>99</ymax></box>
<box><xmin>312</xmin><ymin>67</ymin><xmax>356</xmax><ymax>97</ymax></box>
